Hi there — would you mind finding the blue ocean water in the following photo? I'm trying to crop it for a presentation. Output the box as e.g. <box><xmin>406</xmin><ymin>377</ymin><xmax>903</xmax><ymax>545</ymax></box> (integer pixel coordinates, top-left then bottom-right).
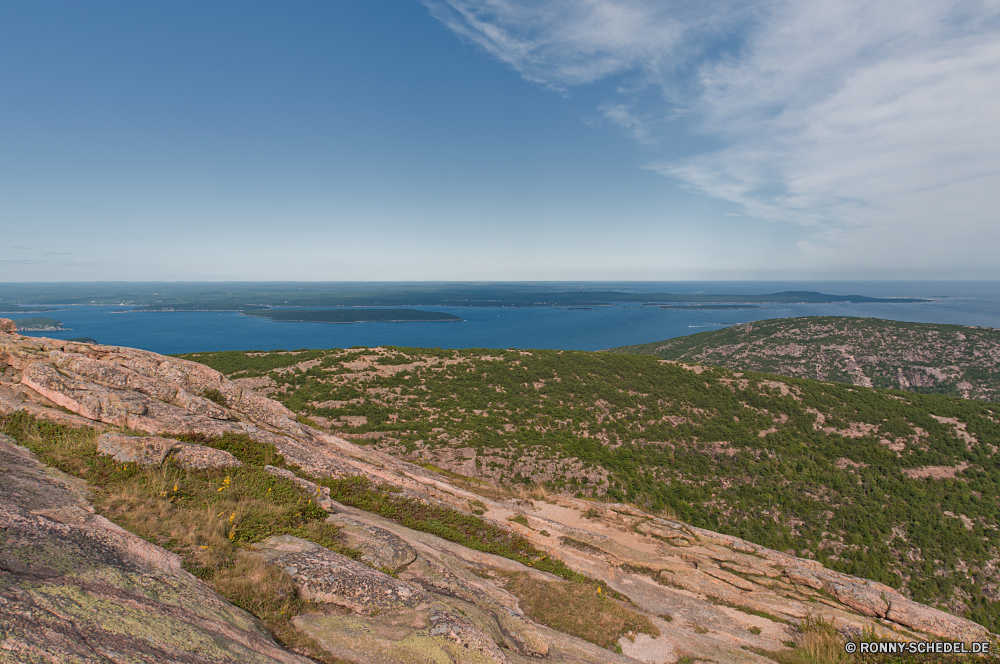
<box><xmin>11</xmin><ymin>281</ymin><xmax>1000</xmax><ymax>355</ymax></box>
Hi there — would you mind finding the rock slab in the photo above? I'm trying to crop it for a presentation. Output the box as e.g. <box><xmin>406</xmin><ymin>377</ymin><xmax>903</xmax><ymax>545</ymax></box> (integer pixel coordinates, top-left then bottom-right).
<box><xmin>96</xmin><ymin>432</ymin><xmax>242</xmax><ymax>469</ymax></box>
<box><xmin>0</xmin><ymin>433</ymin><xmax>311</xmax><ymax>664</ymax></box>
<box><xmin>253</xmin><ymin>534</ymin><xmax>427</xmax><ymax>614</ymax></box>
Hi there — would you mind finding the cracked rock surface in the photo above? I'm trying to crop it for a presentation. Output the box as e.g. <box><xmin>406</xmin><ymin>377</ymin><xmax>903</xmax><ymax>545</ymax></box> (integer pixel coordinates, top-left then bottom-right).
<box><xmin>0</xmin><ymin>433</ymin><xmax>312</xmax><ymax>664</ymax></box>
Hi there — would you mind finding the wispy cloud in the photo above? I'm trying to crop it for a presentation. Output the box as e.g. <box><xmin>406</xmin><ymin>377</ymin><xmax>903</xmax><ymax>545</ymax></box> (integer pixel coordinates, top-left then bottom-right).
<box><xmin>424</xmin><ymin>0</ymin><xmax>757</xmax><ymax>88</ymax></box>
<box><xmin>427</xmin><ymin>0</ymin><xmax>1000</xmax><ymax>270</ymax></box>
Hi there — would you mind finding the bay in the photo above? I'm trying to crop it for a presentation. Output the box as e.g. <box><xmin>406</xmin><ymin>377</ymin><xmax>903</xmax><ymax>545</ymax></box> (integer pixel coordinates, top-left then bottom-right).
<box><xmin>11</xmin><ymin>280</ymin><xmax>999</xmax><ymax>355</ymax></box>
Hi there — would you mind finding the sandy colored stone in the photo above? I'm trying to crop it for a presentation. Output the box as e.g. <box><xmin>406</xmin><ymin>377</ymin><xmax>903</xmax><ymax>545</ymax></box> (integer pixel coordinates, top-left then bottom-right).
<box><xmin>0</xmin><ymin>318</ymin><xmax>17</xmax><ymax>333</ymax></box>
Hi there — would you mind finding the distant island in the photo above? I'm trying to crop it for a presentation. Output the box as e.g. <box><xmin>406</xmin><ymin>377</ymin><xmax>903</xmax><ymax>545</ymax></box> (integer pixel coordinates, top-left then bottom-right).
<box><xmin>13</xmin><ymin>317</ymin><xmax>67</xmax><ymax>331</ymax></box>
<box><xmin>0</xmin><ymin>305</ymin><xmax>61</xmax><ymax>314</ymax></box>
<box><xmin>242</xmin><ymin>309</ymin><xmax>462</xmax><ymax>324</ymax></box>
<box><xmin>0</xmin><ymin>282</ymin><xmax>932</xmax><ymax>311</ymax></box>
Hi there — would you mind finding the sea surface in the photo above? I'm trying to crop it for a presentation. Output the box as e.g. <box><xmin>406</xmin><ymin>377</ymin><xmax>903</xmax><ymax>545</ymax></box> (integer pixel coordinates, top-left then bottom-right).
<box><xmin>10</xmin><ymin>281</ymin><xmax>1000</xmax><ymax>355</ymax></box>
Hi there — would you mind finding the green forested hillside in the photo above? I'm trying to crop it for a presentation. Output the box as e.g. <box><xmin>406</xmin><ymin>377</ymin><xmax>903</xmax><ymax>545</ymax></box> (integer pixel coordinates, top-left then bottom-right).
<box><xmin>183</xmin><ymin>346</ymin><xmax>1000</xmax><ymax>631</ymax></box>
<box><xmin>609</xmin><ymin>316</ymin><xmax>1000</xmax><ymax>401</ymax></box>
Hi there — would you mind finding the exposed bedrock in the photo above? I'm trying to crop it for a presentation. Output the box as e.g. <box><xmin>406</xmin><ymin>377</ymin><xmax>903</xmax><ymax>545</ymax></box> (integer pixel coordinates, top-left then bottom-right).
<box><xmin>0</xmin><ymin>433</ymin><xmax>312</xmax><ymax>664</ymax></box>
<box><xmin>0</xmin><ymin>329</ymin><xmax>995</xmax><ymax>664</ymax></box>
<box><xmin>97</xmin><ymin>431</ymin><xmax>242</xmax><ymax>469</ymax></box>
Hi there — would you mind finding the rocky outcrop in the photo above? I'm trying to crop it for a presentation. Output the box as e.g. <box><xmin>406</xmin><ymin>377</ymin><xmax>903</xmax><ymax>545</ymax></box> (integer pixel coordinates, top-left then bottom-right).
<box><xmin>612</xmin><ymin>316</ymin><xmax>1000</xmax><ymax>401</ymax></box>
<box><xmin>96</xmin><ymin>432</ymin><xmax>242</xmax><ymax>469</ymax></box>
<box><xmin>0</xmin><ymin>318</ymin><xmax>18</xmax><ymax>333</ymax></box>
<box><xmin>326</xmin><ymin>514</ymin><xmax>418</xmax><ymax>572</ymax></box>
<box><xmin>254</xmin><ymin>535</ymin><xmax>429</xmax><ymax>614</ymax></box>
<box><xmin>0</xmin><ymin>433</ymin><xmax>312</xmax><ymax>664</ymax></box>
<box><xmin>1</xmin><ymin>330</ymin><xmax>996</xmax><ymax>664</ymax></box>
<box><xmin>97</xmin><ymin>431</ymin><xmax>178</xmax><ymax>464</ymax></box>
<box><xmin>172</xmin><ymin>441</ymin><xmax>243</xmax><ymax>469</ymax></box>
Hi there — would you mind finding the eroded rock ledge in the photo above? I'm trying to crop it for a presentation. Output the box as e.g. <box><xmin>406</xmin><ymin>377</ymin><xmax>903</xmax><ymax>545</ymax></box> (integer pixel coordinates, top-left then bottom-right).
<box><xmin>1</xmin><ymin>324</ymin><xmax>995</xmax><ymax>664</ymax></box>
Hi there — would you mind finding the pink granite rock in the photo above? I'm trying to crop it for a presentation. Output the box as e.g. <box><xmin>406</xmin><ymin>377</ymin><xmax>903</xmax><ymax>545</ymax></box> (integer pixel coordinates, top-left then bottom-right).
<box><xmin>170</xmin><ymin>442</ymin><xmax>242</xmax><ymax>469</ymax></box>
<box><xmin>0</xmin><ymin>318</ymin><xmax>17</xmax><ymax>333</ymax></box>
<box><xmin>97</xmin><ymin>432</ymin><xmax>177</xmax><ymax>465</ymax></box>
<box><xmin>0</xmin><ymin>433</ymin><xmax>311</xmax><ymax>664</ymax></box>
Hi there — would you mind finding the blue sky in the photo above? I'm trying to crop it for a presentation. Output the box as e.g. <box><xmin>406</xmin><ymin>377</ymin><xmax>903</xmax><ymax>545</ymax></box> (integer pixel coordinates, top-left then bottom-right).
<box><xmin>2</xmin><ymin>0</ymin><xmax>998</xmax><ymax>281</ymax></box>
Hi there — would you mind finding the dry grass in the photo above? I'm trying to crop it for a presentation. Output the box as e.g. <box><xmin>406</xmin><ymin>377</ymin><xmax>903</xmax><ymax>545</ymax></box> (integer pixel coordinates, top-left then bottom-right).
<box><xmin>0</xmin><ymin>412</ymin><xmax>353</xmax><ymax>663</ymax></box>
<box><xmin>499</xmin><ymin>571</ymin><xmax>659</xmax><ymax>651</ymax></box>
<box><xmin>799</xmin><ymin>616</ymin><xmax>849</xmax><ymax>664</ymax></box>
<box><xmin>755</xmin><ymin>615</ymin><xmax>847</xmax><ymax>664</ymax></box>
<box><xmin>514</xmin><ymin>482</ymin><xmax>551</xmax><ymax>502</ymax></box>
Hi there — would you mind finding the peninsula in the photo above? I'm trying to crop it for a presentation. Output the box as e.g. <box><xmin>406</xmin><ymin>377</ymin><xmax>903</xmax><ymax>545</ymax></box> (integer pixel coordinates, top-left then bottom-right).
<box><xmin>12</xmin><ymin>317</ymin><xmax>66</xmax><ymax>331</ymax></box>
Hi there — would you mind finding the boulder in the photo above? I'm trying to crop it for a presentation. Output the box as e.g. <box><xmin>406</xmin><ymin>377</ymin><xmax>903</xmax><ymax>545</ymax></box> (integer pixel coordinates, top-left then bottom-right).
<box><xmin>0</xmin><ymin>318</ymin><xmax>16</xmax><ymax>333</ymax></box>
<box><xmin>97</xmin><ymin>432</ymin><xmax>177</xmax><ymax>465</ymax></box>
<box><xmin>171</xmin><ymin>442</ymin><xmax>242</xmax><ymax>469</ymax></box>
<box><xmin>96</xmin><ymin>432</ymin><xmax>242</xmax><ymax>469</ymax></box>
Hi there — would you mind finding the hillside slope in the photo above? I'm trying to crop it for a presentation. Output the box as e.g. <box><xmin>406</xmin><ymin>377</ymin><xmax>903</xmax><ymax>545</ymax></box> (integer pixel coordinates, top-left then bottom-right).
<box><xmin>179</xmin><ymin>344</ymin><xmax>1000</xmax><ymax>633</ymax></box>
<box><xmin>2</xmin><ymin>322</ymin><xmax>995</xmax><ymax>662</ymax></box>
<box><xmin>610</xmin><ymin>316</ymin><xmax>1000</xmax><ymax>401</ymax></box>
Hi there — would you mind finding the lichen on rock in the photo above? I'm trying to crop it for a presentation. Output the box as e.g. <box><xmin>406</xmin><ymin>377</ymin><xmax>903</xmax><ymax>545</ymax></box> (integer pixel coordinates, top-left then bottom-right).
<box><xmin>0</xmin><ymin>433</ymin><xmax>311</xmax><ymax>664</ymax></box>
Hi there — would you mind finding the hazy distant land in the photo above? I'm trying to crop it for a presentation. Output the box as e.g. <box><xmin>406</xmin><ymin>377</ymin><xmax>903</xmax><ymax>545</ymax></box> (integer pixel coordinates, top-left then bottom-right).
<box><xmin>0</xmin><ymin>282</ymin><xmax>930</xmax><ymax>312</ymax></box>
<box><xmin>0</xmin><ymin>305</ymin><xmax>61</xmax><ymax>314</ymax></box>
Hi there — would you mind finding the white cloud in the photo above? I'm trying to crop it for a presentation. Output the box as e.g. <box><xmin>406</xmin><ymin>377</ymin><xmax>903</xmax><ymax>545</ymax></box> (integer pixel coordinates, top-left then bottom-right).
<box><xmin>427</xmin><ymin>0</ymin><xmax>1000</xmax><ymax>274</ymax></box>
<box><xmin>424</xmin><ymin>0</ymin><xmax>757</xmax><ymax>88</ymax></box>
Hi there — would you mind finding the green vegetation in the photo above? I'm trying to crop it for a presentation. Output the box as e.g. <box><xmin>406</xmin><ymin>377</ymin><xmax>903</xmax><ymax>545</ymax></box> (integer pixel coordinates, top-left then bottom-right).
<box><xmin>497</xmin><ymin>571</ymin><xmax>659</xmax><ymax>650</ymax></box>
<box><xmin>0</xmin><ymin>412</ymin><xmax>353</xmax><ymax>663</ymax></box>
<box><xmin>243</xmin><ymin>308</ymin><xmax>462</xmax><ymax>323</ymax></box>
<box><xmin>200</xmin><ymin>388</ymin><xmax>228</xmax><ymax>407</ymax></box>
<box><xmin>183</xmin><ymin>345</ymin><xmax>1000</xmax><ymax>631</ymax></box>
<box><xmin>706</xmin><ymin>595</ymin><xmax>790</xmax><ymax>624</ymax></box>
<box><xmin>609</xmin><ymin>316</ymin><xmax>1000</xmax><ymax>401</ymax></box>
<box><xmin>12</xmin><ymin>317</ymin><xmax>63</xmax><ymax>330</ymax></box>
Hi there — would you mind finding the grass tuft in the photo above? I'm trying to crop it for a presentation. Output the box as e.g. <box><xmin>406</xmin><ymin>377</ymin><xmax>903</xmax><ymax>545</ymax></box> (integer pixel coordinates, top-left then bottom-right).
<box><xmin>498</xmin><ymin>571</ymin><xmax>659</xmax><ymax>650</ymax></box>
